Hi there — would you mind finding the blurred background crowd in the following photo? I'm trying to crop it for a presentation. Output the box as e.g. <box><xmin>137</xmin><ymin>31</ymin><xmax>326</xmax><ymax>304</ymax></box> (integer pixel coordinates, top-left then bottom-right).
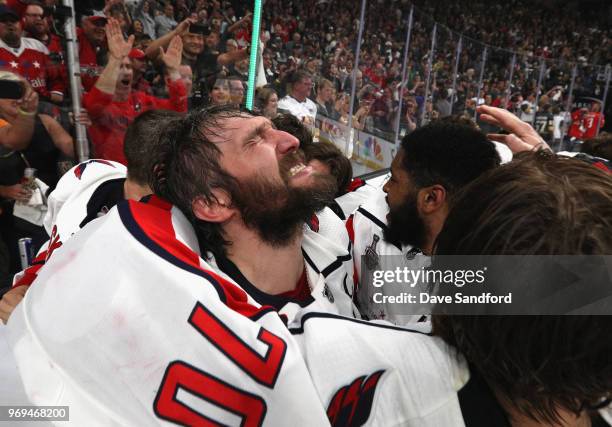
<box><xmin>0</xmin><ymin>0</ymin><xmax>610</xmax><ymax>286</ymax></box>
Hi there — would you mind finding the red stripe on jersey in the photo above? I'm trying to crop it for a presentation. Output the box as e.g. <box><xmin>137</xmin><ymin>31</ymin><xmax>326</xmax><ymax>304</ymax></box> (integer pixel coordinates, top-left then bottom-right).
<box><xmin>346</xmin><ymin>178</ymin><xmax>366</xmax><ymax>193</ymax></box>
<box><xmin>12</xmin><ymin>228</ymin><xmax>63</xmax><ymax>289</ymax></box>
<box><xmin>345</xmin><ymin>214</ymin><xmax>355</xmax><ymax>244</ymax></box>
<box><xmin>345</xmin><ymin>214</ymin><xmax>359</xmax><ymax>289</ymax></box>
<box><xmin>127</xmin><ymin>196</ymin><xmax>270</xmax><ymax>318</ymax></box>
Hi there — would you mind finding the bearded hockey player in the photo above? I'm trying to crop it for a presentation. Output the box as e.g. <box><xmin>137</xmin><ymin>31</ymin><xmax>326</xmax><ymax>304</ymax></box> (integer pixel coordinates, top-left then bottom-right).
<box><xmin>350</xmin><ymin>118</ymin><xmax>501</xmax><ymax>323</ymax></box>
<box><xmin>154</xmin><ymin>105</ymin><xmax>359</xmax><ymax>320</ymax></box>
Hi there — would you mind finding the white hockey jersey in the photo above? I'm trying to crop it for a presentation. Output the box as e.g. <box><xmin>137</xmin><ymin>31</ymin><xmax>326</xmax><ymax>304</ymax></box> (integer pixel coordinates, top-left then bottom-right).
<box><xmin>334</xmin><ymin>173</ymin><xmax>390</xmax><ymax>220</ymax></box>
<box><xmin>8</xmin><ymin>197</ymin><xmax>332</xmax><ymax>426</ymax></box>
<box><xmin>300</xmin><ymin>207</ymin><xmax>359</xmax><ymax>318</ymax></box>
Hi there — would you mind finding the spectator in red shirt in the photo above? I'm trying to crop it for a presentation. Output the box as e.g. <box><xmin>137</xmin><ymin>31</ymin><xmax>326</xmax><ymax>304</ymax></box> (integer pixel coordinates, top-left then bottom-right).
<box><xmin>83</xmin><ymin>18</ymin><xmax>187</xmax><ymax>164</ymax></box>
<box><xmin>568</xmin><ymin>107</ymin><xmax>587</xmax><ymax>141</ymax></box>
<box><xmin>22</xmin><ymin>2</ymin><xmax>66</xmax><ymax>98</ymax></box>
<box><xmin>365</xmin><ymin>62</ymin><xmax>386</xmax><ymax>88</ymax></box>
<box><xmin>78</xmin><ymin>12</ymin><xmax>108</xmax><ymax>92</ymax></box>
<box><xmin>128</xmin><ymin>48</ymin><xmax>152</xmax><ymax>95</ymax></box>
<box><xmin>0</xmin><ymin>5</ymin><xmax>63</xmax><ymax>103</ymax></box>
<box><xmin>582</xmin><ymin>102</ymin><xmax>605</xmax><ymax>140</ymax></box>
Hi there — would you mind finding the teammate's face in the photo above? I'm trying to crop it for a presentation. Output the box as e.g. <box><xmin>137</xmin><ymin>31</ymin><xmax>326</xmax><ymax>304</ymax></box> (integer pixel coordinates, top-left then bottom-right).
<box><xmin>383</xmin><ymin>149</ymin><xmax>426</xmax><ymax>248</ymax></box>
<box><xmin>210</xmin><ymin>114</ymin><xmax>336</xmax><ymax>244</ymax></box>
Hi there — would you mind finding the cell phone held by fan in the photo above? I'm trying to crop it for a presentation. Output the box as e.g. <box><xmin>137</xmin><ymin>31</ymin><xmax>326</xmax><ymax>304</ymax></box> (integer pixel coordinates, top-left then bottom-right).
<box><xmin>0</xmin><ymin>79</ymin><xmax>25</xmax><ymax>100</ymax></box>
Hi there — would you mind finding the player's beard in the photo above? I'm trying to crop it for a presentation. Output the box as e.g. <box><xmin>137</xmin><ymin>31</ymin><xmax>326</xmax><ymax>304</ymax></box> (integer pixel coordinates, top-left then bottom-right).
<box><xmin>231</xmin><ymin>152</ymin><xmax>337</xmax><ymax>247</ymax></box>
<box><xmin>384</xmin><ymin>190</ymin><xmax>426</xmax><ymax>250</ymax></box>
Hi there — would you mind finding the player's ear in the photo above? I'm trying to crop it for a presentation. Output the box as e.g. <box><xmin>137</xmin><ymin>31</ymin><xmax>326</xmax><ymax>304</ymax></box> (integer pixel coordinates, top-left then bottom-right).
<box><xmin>418</xmin><ymin>184</ymin><xmax>447</xmax><ymax>215</ymax></box>
<box><xmin>192</xmin><ymin>189</ymin><xmax>234</xmax><ymax>223</ymax></box>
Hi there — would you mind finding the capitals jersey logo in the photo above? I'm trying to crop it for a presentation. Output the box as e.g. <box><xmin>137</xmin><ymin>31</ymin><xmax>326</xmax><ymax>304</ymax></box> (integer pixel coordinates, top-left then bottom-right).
<box><xmin>74</xmin><ymin>160</ymin><xmax>116</xmax><ymax>180</ymax></box>
<box><xmin>326</xmin><ymin>370</ymin><xmax>385</xmax><ymax>426</ymax></box>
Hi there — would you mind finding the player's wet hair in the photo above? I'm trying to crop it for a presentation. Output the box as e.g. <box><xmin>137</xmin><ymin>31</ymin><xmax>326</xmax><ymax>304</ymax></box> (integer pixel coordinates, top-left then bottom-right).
<box><xmin>433</xmin><ymin>152</ymin><xmax>612</xmax><ymax>424</ymax></box>
<box><xmin>399</xmin><ymin>119</ymin><xmax>500</xmax><ymax>198</ymax></box>
<box><xmin>301</xmin><ymin>142</ymin><xmax>353</xmax><ymax>196</ymax></box>
<box><xmin>152</xmin><ymin>105</ymin><xmax>255</xmax><ymax>258</ymax></box>
<box><xmin>272</xmin><ymin>113</ymin><xmax>314</xmax><ymax>149</ymax></box>
<box><xmin>123</xmin><ymin>109</ymin><xmax>182</xmax><ymax>186</ymax></box>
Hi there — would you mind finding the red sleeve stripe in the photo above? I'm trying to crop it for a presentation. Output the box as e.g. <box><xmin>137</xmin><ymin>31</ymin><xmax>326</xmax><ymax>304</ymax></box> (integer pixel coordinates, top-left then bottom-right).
<box><xmin>123</xmin><ymin>197</ymin><xmax>274</xmax><ymax>319</ymax></box>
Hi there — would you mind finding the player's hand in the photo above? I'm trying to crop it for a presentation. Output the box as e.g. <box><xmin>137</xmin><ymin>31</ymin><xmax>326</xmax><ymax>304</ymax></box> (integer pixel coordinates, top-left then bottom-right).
<box><xmin>0</xmin><ymin>184</ymin><xmax>32</xmax><ymax>202</ymax></box>
<box><xmin>106</xmin><ymin>18</ymin><xmax>134</xmax><ymax>60</ymax></box>
<box><xmin>477</xmin><ymin>105</ymin><xmax>551</xmax><ymax>154</ymax></box>
<box><xmin>160</xmin><ymin>36</ymin><xmax>183</xmax><ymax>72</ymax></box>
<box><xmin>0</xmin><ymin>286</ymin><xmax>28</xmax><ymax>324</ymax></box>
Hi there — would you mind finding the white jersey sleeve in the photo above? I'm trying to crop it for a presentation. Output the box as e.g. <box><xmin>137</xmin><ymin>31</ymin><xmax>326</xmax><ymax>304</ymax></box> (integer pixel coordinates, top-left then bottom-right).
<box><xmin>43</xmin><ymin>159</ymin><xmax>127</xmax><ymax>240</ymax></box>
<box><xmin>334</xmin><ymin>173</ymin><xmax>390</xmax><ymax>220</ymax></box>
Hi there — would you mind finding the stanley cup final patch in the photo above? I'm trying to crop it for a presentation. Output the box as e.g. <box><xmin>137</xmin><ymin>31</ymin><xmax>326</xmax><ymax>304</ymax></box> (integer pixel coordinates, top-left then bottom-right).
<box><xmin>364</xmin><ymin>234</ymin><xmax>380</xmax><ymax>270</ymax></box>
